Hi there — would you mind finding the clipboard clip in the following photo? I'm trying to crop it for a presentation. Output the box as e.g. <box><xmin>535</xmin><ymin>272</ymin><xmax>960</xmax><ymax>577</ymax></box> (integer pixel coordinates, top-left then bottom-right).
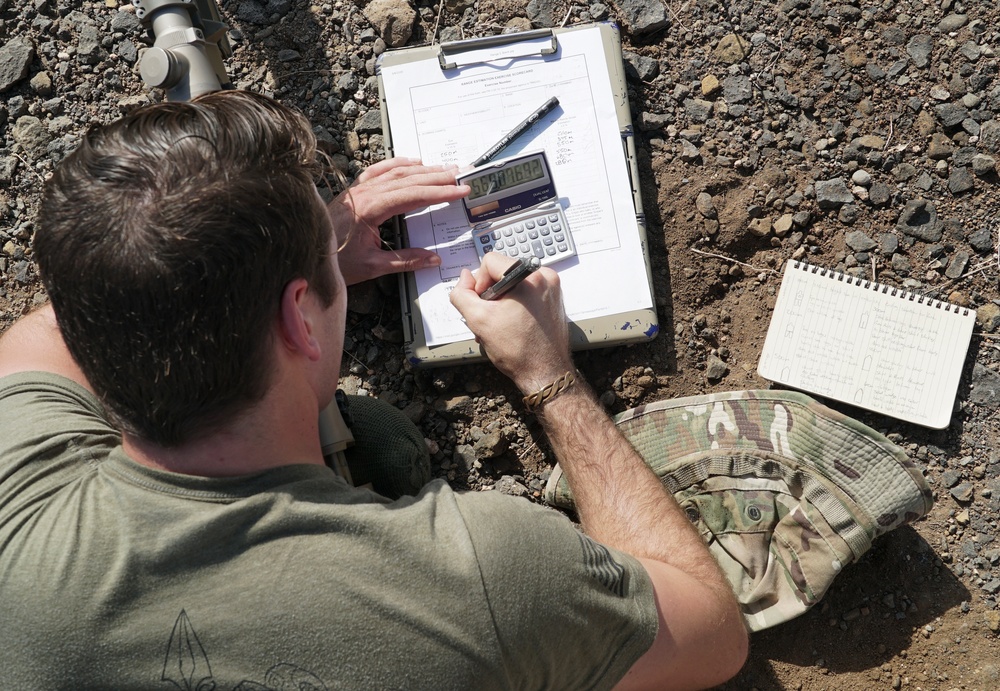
<box><xmin>437</xmin><ymin>29</ymin><xmax>558</xmax><ymax>70</ymax></box>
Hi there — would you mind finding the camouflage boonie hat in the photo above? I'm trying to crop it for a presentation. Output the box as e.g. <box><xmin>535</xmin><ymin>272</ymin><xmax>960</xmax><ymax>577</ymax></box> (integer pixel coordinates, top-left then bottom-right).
<box><xmin>543</xmin><ymin>390</ymin><xmax>933</xmax><ymax>631</ymax></box>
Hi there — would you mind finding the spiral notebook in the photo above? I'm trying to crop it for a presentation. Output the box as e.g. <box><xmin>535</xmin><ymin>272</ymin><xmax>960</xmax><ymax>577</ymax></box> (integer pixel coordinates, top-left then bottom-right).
<box><xmin>758</xmin><ymin>260</ymin><xmax>976</xmax><ymax>429</ymax></box>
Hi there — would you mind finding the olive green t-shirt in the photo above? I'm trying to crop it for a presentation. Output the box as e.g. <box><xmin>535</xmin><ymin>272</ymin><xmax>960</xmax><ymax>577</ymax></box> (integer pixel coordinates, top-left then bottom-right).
<box><xmin>0</xmin><ymin>372</ymin><xmax>657</xmax><ymax>689</ymax></box>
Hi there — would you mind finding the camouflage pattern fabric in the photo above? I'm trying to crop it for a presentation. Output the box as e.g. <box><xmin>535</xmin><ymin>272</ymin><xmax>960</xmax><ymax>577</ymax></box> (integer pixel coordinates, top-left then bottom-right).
<box><xmin>543</xmin><ymin>390</ymin><xmax>933</xmax><ymax>631</ymax></box>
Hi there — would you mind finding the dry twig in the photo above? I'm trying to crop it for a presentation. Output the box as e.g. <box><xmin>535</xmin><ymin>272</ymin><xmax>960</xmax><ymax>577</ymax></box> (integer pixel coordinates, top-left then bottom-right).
<box><xmin>666</xmin><ymin>1</ymin><xmax>691</xmax><ymax>31</ymax></box>
<box><xmin>13</xmin><ymin>153</ymin><xmax>45</xmax><ymax>185</ymax></box>
<box><xmin>689</xmin><ymin>247</ymin><xmax>781</xmax><ymax>275</ymax></box>
<box><xmin>431</xmin><ymin>0</ymin><xmax>444</xmax><ymax>44</ymax></box>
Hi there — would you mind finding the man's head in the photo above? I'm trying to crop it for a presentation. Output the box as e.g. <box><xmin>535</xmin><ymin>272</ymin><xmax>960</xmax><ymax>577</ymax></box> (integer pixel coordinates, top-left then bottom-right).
<box><xmin>34</xmin><ymin>90</ymin><xmax>339</xmax><ymax>446</ymax></box>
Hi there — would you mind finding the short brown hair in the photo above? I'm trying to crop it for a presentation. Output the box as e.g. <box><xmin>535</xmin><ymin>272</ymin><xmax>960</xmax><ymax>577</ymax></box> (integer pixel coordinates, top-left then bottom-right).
<box><xmin>35</xmin><ymin>91</ymin><xmax>337</xmax><ymax>445</ymax></box>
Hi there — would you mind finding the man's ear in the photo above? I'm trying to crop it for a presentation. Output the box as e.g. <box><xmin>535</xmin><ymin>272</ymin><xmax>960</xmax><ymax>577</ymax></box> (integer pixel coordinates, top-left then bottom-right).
<box><xmin>278</xmin><ymin>278</ymin><xmax>322</xmax><ymax>362</ymax></box>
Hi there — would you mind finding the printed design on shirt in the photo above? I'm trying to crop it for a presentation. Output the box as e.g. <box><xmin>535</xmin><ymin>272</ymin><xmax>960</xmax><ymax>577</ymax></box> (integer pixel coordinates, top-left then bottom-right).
<box><xmin>578</xmin><ymin>534</ymin><xmax>627</xmax><ymax>597</ymax></box>
<box><xmin>161</xmin><ymin>609</ymin><xmax>329</xmax><ymax>690</ymax></box>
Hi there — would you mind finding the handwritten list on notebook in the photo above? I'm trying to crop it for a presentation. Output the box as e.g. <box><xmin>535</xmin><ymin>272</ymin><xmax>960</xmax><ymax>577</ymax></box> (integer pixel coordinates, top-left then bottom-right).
<box><xmin>758</xmin><ymin>260</ymin><xmax>976</xmax><ymax>429</ymax></box>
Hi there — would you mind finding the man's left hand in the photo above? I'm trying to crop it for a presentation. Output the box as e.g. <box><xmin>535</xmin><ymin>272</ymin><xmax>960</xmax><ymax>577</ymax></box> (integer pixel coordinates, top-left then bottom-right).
<box><xmin>327</xmin><ymin>158</ymin><xmax>469</xmax><ymax>285</ymax></box>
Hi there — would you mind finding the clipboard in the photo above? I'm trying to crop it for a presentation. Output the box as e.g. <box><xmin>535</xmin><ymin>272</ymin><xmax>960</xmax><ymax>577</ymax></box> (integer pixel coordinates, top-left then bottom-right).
<box><xmin>376</xmin><ymin>23</ymin><xmax>658</xmax><ymax>366</ymax></box>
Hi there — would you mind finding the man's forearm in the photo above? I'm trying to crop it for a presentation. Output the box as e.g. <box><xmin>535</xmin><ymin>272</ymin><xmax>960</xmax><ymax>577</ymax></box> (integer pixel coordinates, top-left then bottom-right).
<box><xmin>536</xmin><ymin>381</ymin><xmax>733</xmax><ymax>596</ymax></box>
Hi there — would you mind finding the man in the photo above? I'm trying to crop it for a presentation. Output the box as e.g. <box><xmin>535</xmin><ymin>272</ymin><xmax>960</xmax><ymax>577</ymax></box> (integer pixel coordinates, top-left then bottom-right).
<box><xmin>0</xmin><ymin>91</ymin><xmax>746</xmax><ymax>689</ymax></box>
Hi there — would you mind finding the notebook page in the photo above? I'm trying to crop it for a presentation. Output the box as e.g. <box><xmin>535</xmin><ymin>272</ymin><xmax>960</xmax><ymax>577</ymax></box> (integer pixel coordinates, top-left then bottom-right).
<box><xmin>758</xmin><ymin>261</ymin><xmax>976</xmax><ymax>429</ymax></box>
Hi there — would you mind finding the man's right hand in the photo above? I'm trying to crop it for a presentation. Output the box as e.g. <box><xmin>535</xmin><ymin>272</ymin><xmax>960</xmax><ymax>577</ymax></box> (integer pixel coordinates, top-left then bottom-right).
<box><xmin>327</xmin><ymin>158</ymin><xmax>469</xmax><ymax>286</ymax></box>
<box><xmin>449</xmin><ymin>253</ymin><xmax>574</xmax><ymax>396</ymax></box>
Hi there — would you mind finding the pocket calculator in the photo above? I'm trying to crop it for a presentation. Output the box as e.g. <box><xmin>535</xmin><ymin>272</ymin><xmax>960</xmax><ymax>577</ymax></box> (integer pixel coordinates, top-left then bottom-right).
<box><xmin>456</xmin><ymin>151</ymin><xmax>576</xmax><ymax>266</ymax></box>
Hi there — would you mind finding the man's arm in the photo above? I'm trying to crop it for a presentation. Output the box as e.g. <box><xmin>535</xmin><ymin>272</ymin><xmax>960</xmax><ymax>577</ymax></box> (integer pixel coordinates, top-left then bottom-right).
<box><xmin>326</xmin><ymin>158</ymin><xmax>469</xmax><ymax>285</ymax></box>
<box><xmin>0</xmin><ymin>305</ymin><xmax>92</xmax><ymax>390</ymax></box>
<box><xmin>450</xmin><ymin>253</ymin><xmax>748</xmax><ymax>691</ymax></box>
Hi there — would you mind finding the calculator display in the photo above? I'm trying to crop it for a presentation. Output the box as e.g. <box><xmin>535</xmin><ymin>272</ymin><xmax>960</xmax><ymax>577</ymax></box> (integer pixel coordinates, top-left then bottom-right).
<box><xmin>467</xmin><ymin>159</ymin><xmax>545</xmax><ymax>201</ymax></box>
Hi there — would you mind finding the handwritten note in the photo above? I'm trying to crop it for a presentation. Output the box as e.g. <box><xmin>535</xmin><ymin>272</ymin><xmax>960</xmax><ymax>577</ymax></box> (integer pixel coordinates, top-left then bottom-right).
<box><xmin>757</xmin><ymin>261</ymin><xmax>976</xmax><ymax>429</ymax></box>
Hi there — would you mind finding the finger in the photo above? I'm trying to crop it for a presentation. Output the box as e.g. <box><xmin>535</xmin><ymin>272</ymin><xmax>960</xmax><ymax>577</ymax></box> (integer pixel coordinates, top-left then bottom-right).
<box><xmin>473</xmin><ymin>252</ymin><xmax>521</xmax><ymax>290</ymax></box>
<box><xmin>355</xmin><ymin>156</ymin><xmax>421</xmax><ymax>183</ymax></box>
<box><xmin>449</xmin><ymin>269</ymin><xmax>486</xmax><ymax>317</ymax></box>
<box><xmin>353</xmin><ymin>180</ymin><xmax>469</xmax><ymax>223</ymax></box>
<box><xmin>358</xmin><ymin>161</ymin><xmax>458</xmax><ymax>188</ymax></box>
<box><xmin>372</xmin><ymin>248</ymin><xmax>443</xmax><ymax>276</ymax></box>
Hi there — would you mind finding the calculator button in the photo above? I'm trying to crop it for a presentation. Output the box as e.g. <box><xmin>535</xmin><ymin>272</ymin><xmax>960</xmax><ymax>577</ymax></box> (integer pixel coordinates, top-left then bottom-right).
<box><xmin>550</xmin><ymin>224</ymin><xmax>561</xmax><ymax>233</ymax></box>
<box><xmin>549</xmin><ymin>214</ymin><xmax>560</xmax><ymax>223</ymax></box>
<box><xmin>494</xmin><ymin>239</ymin><xmax>505</xmax><ymax>250</ymax></box>
<box><xmin>540</xmin><ymin>226</ymin><xmax>550</xmax><ymax>236</ymax></box>
<box><xmin>546</xmin><ymin>246</ymin><xmax>557</xmax><ymax>256</ymax></box>
<box><xmin>531</xmin><ymin>240</ymin><xmax>544</xmax><ymax>255</ymax></box>
<box><xmin>491</xmin><ymin>230</ymin><xmax>501</xmax><ymax>241</ymax></box>
<box><xmin>542</xmin><ymin>236</ymin><xmax>554</xmax><ymax>246</ymax></box>
<box><xmin>557</xmin><ymin>243</ymin><xmax>568</xmax><ymax>253</ymax></box>
<box><xmin>528</xmin><ymin>229</ymin><xmax>539</xmax><ymax>239</ymax></box>
<box><xmin>503</xmin><ymin>227</ymin><xmax>514</xmax><ymax>237</ymax></box>
<box><xmin>516</xmin><ymin>233</ymin><xmax>527</xmax><ymax>243</ymax></box>
<box><xmin>506</xmin><ymin>246</ymin><xmax>518</xmax><ymax>256</ymax></box>
<box><xmin>537</xmin><ymin>217</ymin><xmax>547</xmax><ymax>226</ymax></box>
<box><xmin>554</xmin><ymin>233</ymin><xmax>565</xmax><ymax>243</ymax></box>
<box><xmin>525</xmin><ymin>220</ymin><xmax>535</xmax><ymax>229</ymax></box>
<box><xmin>479</xmin><ymin>235</ymin><xmax>491</xmax><ymax>245</ymax></box>
<box><xmin>483</xmin><ymin>245</ymin><xmax>493</xmax><ymax>253</ymax></box>
<box><xmin>519</xmin><ymin>243</ymin><xmax>530</xmax><ymax>253</ymax></box>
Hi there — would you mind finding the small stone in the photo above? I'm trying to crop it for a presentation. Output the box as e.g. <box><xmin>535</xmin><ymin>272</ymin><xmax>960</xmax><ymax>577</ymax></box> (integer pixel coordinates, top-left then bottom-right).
<box><xmin>714</xmin><ymin>33</ymin><xmax>750</xmax><ymax>64</ymax></box>
<box><xmin>935</xmin><ymin>102</ymin><xmax>968</xmax><ymax>127</ymax></box>
<box><xmin>855</xmin><ymin>135</ymin><xmax>885</xmax><ymax>150</ymax></box>
<box><xmin>722</xmin><ymin>75</ymin><xmax>752</xmax><ymax>104</ymax></box>
<box><xmin>29</xmin><ymin>71</ymin><xmax>52</xmax><ymax>96</ymax></box>
<box><xmin>705</xmin><ymin>355</ymin><xmax>729</xmax><ymax>381</ymax></box>
<box><xmin>362</xmin><ymin>0</ymin><xmax>416</xmax><ymax>48</ymax></box>
<box><xmin>929</xmin><ymin>86</ymin><xmax>951</xmax><ymax>102</ymax></box>
<box><xmin>927</xmin><ymin>133</ymin><xmax>955</xmax><ymax>160</ymax></box>
<box><xmin>747</xmin><ymin>217</ymin><xmax>771</xmax><ymax>237</ymax></box>
<box><xmin>976</xmin><ymin>304</ymin><xmax>1000</xmax><ymax>333</ymax></box>
<box><xmin>971</xmin><ymin>154</ymin><xmax>995</xmax><ymax>177</ymax></box>
<box><xmin>12</xmin><ymin>116</ymin><xmax>52</xmax><ymax>157</ymax></box>
<box><xmin>938</xmin><ymin>14</ymin><xmax>968</xmax><ymax>33</ymax></box>
<box><xmin>851</xmin><ymin>169</ymin><xmax>872</xmax><ymax>186</ymax></box>
<box><xmin>941</xmin><ymin>468</ymin><xmax>962</xmax><ymax>488</ymax></box>
<box><xmin>955</xmin><ymin>509</ymin><xmax>970</xmax><ymax>526</ymax></box>
<box><xmin>678</xmin><ymin>139</ymin><xmax>701</xmax><ymax>162</ymax></box>
<box><xmin>815</xmin><ymin>178</ymin><xmax>854</xmax><ymax>209</ymax></box>
<box><xmin>868</xmin><ymin>182</ymin><xmax>891</xmax><ymax>206</ymax></box>
<box><xmin>986</xmin><ymin>611</ymin><xmax>1000</xmax><ymax>633</ymax></box>
<box><xmin>695</xmin><ymin>192</ymin><xmax>717</xmax><ymax>219</ymax></box>
<box><xmin>615</xmin><ymin>0</ymin><xmax>669</xmax><ymax>35</ymax></box>
<box><xmin>773</xmin><ymin>214</ymin><xmax>794</xmax><ymax>237</ymax></box>
<box><xmin>906</xmin><ymin>34</ymin><xmax>934</xmax><ymax>68</ymax></box>
<box><xmin>896</xmin><ymin>199</ymin><xmax>942</xmax><ymax>242</ymax></box>
<box><xmin>947</xmin><ymin>167</ymin><xmax>974</xmax><ymax>195</ymax></box>
<box><xmin>701</xmin><ymin>74</ymin><xmax>720</xmax><ymax>97</ymax></box>
<box><xmin>945</xmin><ymin>251</ymin><xmax>970</xmax><ymax>279</ymax></box>
<box><xmin>949</xmin><ymin>482</ymin><xmax>974</xmax><ymax>503</ymax></box>
<box><xmin>980</xmin><ymin>120</ymin><xmax>1000</xmax><ymax>153</ymax></box>
<box><xmin>838</xmin><ymin>204</ymin><xmax>859</xmax><ymax>225</ymax></box>
<box><xmin>845</xmin><ymin>231</ymin><xmax>877</xmax><ymax>253</ymax></box>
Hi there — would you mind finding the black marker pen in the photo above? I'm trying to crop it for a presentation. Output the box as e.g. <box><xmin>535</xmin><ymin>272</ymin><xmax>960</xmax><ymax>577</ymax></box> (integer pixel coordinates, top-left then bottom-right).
<box><xmin>471</xmin><ymin>97</ymin><xmax>560</xmax><ymax>167</ymax></box>
<box><xmin>480</xmin><ymin>256</ymin><xmax>542</xmax><ymax>301</ymax></box>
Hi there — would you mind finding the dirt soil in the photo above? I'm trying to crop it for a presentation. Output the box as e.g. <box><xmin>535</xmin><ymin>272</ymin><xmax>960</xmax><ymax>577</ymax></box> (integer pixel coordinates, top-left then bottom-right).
<box><xmin>2</xmin><ymin>0</ymin><xmax>1000</xmax><ymax>688</ymax></box>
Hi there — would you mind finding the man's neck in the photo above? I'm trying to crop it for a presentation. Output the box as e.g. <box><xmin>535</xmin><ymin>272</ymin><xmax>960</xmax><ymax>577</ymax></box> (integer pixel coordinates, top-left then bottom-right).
<box><xmin>122</xmin><ymin>389</ymin><xmax>326</xmax><ymax>478</ymax></box>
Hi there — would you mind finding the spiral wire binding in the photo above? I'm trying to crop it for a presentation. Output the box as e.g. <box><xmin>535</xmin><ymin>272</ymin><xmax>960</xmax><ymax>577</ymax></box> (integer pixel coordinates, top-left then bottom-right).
<box><xmin>791</xmin><ymin>260</ymin><xmax>970</xmax><ymax>315</ymax></box>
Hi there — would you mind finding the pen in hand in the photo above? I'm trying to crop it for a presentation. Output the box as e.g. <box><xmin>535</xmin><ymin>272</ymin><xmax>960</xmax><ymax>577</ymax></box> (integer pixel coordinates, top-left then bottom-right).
<box><xmin>480</xmin><ymin>256</ymin><xmax>541</xmax><ymax>301</ymax></box>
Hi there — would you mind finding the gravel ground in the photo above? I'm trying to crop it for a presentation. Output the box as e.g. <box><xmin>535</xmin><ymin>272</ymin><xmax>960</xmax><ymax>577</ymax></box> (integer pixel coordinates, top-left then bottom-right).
<box><xmin>2</xmin><ymin>0</ymin><xmax>1000</xmax><ymax>688</ymax></box>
